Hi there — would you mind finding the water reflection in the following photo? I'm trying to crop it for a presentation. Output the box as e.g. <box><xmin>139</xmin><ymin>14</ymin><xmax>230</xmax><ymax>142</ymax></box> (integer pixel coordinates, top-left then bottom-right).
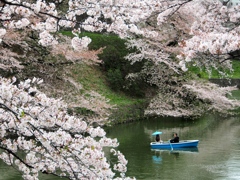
<box><xmin>151</xmin><ymin>147</ymin><xmax>198</xmax><ymax>165</ymax></box>
<box><xmin>105</xmin><ymin>115</ymin><xmax>240</xmax><ymax>180</ymax></box>
<box><xmin>151</xmin><ymin>147</ymin><xmax>199</xmax><ymax>153</ymax></box>
<box><xmin>152</xmin><ymin>154</ymin><xmax>162</xmax><ymax>164</ymax></box>
<box><xmin>1</xmin><ymin>115</ymin><xmax>240</xmax><ymax>180</ymax></box>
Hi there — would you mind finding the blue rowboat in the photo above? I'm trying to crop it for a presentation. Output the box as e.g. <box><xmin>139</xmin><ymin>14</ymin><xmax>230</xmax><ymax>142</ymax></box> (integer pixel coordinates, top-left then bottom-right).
<box><xmin>151</xmin><ymin>147</ymin><xmax>199</xmax><ymax>153</ymax></box>
<box><xmin>150</xmin><ymin>140</ymin><xmax>199</xmax><ymax>149</ymax></box>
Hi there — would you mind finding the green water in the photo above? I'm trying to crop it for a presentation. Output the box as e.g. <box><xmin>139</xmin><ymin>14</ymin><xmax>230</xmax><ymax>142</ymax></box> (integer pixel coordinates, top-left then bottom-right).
<box><xmin>3</xmin><ymin>87</ymin><xmax>240</xmax><ymax>180</ymax></box>
<box><xmin>106</xmin><ymin>115</ymin><xmax>240</xmax><ymax>180</ymax></box>
<box><xmin>1</xmin><ymin>115</ymin><xmax>240</xmax><ymax>180</ymax></box>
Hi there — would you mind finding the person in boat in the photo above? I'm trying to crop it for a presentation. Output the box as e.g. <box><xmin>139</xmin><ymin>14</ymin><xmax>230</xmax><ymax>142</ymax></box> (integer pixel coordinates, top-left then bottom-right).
<box><xmin>170</xmin><ymin>133</ymin><xmax>179</xmax><ymax>143</ymax></box>
<box><xmin>155</xmin><ymin>134</ymin><xmax>163</xmax><ymax>143</ymax></box>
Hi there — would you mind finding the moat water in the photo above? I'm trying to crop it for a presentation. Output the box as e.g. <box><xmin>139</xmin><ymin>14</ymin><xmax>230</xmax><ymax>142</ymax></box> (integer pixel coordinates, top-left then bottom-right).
<box><xmin>1</xmin><ymin>115</ymin><xmax>240</xmax><ymax>180</ymax></box>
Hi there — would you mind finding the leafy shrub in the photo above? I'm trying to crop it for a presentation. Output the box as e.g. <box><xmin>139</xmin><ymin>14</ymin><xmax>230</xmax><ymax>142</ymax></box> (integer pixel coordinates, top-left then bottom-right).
<box><xmin>60</xmin><ymin>31</ymin><xmax>155</xmax><ymax>97</ymax></box>
<box><xmin>106</xmin><ymin>68</ymin><xmax>123</xmax><ymax>91</ymax></box>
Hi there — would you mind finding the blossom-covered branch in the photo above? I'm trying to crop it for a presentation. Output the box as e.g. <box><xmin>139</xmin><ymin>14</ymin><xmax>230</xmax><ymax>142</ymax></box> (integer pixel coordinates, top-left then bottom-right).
<box><xmin>0</xmin><ymin>77</ymin><xmax>132</xmax><ymax>179</ymax></box>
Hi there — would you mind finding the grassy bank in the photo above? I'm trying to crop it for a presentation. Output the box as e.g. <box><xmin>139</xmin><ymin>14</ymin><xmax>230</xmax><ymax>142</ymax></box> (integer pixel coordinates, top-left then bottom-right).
<box><xmin>68</xmin><ymin>63</ymin><xmax>145</xmax><ymax>106</ymax></box>
<box><xmin>189</xmin><ymin>60</ymin><xmax>240</xmax><ymax>79</ymax></box>
<box><xmin>66</xmin><ymin>63</ymin><xmax>147</xmax><ymax>124</ymax></box>
<box><xmin>61</xmin><ymin>31</ymin><xmax>148</xmax><ymax>124</ymax></box>
<box><xmin>60</xmin><ymin>31</ymin><xmax>240</xmax><ymax>124</ymax></box>
<box><xmin>60</xmin><ymin>31</ymin><xmax>127</xmax><ymax>51</ymax></box>
<box><xmin>61</xmin><ymin>31</ymin><xmax>145</xmax><ymax>104</ymax></box>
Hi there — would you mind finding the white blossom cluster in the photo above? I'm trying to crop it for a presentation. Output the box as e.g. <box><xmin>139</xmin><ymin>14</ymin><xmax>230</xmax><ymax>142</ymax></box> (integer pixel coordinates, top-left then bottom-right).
<box><xmin>183</xmin><ymin>80</ymin><xmax>240</xmax><ymax>111</ymax></box>
<box><xmin>1</xmin><ymin>0</ymin><xmax>239</xmax><ymax>68</ymax></box>
<box><xmin>177</xmin><ymin>0</ymin><xmax>240</xmax><ymax>71</ymax></box>
<box><xmin>1</xmin><ymin>0</ymin><xmax>240</xmax><ymax>177</ymax></box>
<box><xmin>0</xmin><ymin>77</ymin><xmax>133</xmax><ymax>180</ymax></box>
<box><xmin>71</xmin><ymin>36</ymin><xmax>92</xmax><ymax>51</ymax></box>
<box><xmin>0</xmin><ymin>29</ymin><xmax>6</xmax><ymax>43</ymax></box>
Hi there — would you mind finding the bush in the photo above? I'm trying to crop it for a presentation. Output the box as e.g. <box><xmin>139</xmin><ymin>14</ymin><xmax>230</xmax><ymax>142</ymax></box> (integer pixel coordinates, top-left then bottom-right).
<box><xmin>60</xmin><ymin>31</ymin><xmax>155</xmax><ymax>98</ymax></box>
<box><xmin>99</xmin><ymin>45</ymin><xmax>122</xmax><ymax>70</ymax></box>
<box><xmin>106</xmin><ymin>68</ymin><xmax>124</xmax><ymax>91</ymax></box>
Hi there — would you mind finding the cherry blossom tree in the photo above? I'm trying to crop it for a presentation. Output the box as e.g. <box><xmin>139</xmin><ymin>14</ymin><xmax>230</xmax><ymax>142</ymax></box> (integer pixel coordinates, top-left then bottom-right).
<box><xmin>177</xmin><ymin>0</ymin><xmax>240</xmax><ymax>74</ymax></box>
<box><xmin>0</xmin><ymin>0</ymin><xmax>239</xmax><ymax>71</ymax></box>
<box><xmin>0</xmin><ymin>77</ymin><xmax>132</xmax><ymax>179</ymax></box>
<box><xmin>1</xmin><ymin>0</ymin><xmax>240</xmax><ymax>178</ymax></box>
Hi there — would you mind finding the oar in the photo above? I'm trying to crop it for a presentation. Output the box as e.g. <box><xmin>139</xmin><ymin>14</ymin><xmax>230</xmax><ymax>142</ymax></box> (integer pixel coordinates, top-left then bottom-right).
<box><xmin>169</xmin><ymin>141</ymin><xmax>173</xmax><ymax>151</ymax></box>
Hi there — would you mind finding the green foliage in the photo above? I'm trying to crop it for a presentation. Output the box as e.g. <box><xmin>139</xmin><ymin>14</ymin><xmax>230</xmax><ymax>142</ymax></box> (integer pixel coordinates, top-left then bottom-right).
<box><xmin>60</xmin><ymin>31</ymin><xmax>127</xmax><ymax>51</ymax></box>
<box><xmin>67</xmin><ymin>107</ymin><xmax>95</xmax><ymax>116</ymax></box>
<box><xmin>99</xmin><ymin>46</ymin><xmax>122</xmax><ymax>69</ymax></box>
<box><xmin>93</xmin><ymin>35</ymin><xmax>148</xmax><ymax>96</ymax></box>
<box><xmin>59</xmin><ymin>31</ymin><xmax>74</xmax><ymax>37</ymax></box>
<box><xmin>106</xmin><ymin>69</ymin><xmax>124</xmax><ymax>91</ymax></box>
<box><xmin>228</xmin><ymin>90</ymin><xmax>240</xmax><ymax>100</ymax></box>
<box><xmin>231</xmin><ymin>60</ymin><xmax>240</xmax><ymax>78</ymax></box>
<box><xmin>87</xmin><ymin>33</ymin><xmax>128</xmax><ymax>52</ymax></box>
<box><xmin>66</xmin><ymin>63</ymin><xmax>145</xmax><ymax>107</ymax></box>
<box><xmin>188</xmin><ymin>65</ymin><xmax>227</xmax><ymax>79</ymax></box>
<box><xmin>70</xmin><ymin>63</ymin><xmax>106</xmax><ymax>92</ymax></box>
<box><xmin>60</xmin><ymin>30</ymin><xmax>150</xmax><ymax>97</ymax></box>
<box><xmin>109</xmin><ymin>100</ymin><xmax>147</xmax><ymax>124</ymax></box>
<box><xmin>188</xmin><ymin>60</ymin><xmax>240</xmax><ymax>79</ymax></box>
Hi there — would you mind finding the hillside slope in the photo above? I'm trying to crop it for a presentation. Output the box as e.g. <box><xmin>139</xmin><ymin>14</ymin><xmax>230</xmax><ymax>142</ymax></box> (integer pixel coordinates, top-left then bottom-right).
<box><xmin>0</xmin><ymin>30</ymin><xmax>148</xmax><ymax>125</ymax></box>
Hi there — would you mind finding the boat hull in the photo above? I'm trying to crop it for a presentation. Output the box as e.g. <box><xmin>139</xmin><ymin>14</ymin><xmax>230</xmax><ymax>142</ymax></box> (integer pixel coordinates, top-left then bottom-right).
<box><xmin>151</xmin><ymin>147</ymin><xmax>199</xmax><ymax>153</ymax></box>
<box><xmin>150</xmin><ymin>140</ymin><xmax>199</xmax><ymax>149</ymax></box>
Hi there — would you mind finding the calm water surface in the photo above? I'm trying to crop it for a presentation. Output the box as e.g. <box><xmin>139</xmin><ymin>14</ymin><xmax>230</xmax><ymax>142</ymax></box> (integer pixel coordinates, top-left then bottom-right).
<box><xmin>1</xmin><ymin>115</ymin><xmax>240</xmax><ymax>180</ymax></box>
<box><xmin>106</xmin><ymin>115</ymin><xmax>240</xmax><ymax>180</ymax></box>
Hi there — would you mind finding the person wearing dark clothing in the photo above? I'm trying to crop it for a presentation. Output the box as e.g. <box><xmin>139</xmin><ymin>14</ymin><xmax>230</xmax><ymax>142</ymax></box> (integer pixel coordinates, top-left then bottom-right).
<box><xmin>170</xmin><ymin>133</ymin><xmax>179</xmax><ymax>143</ymax></box>
<box><xmin>155</xmin><ymin>134</ymin><xmax>160</xmax><ymax>142</ymax></box>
